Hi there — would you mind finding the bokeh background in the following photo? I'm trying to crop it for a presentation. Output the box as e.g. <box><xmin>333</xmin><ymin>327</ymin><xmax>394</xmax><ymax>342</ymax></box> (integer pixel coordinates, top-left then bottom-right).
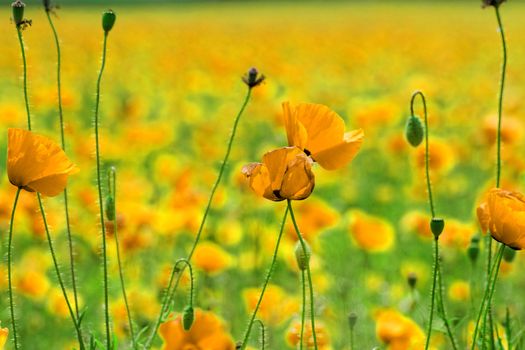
<box><xmin>0</xmin><ymin>1</ymin><xmax>524</xmax><ymax>349</ymax></box>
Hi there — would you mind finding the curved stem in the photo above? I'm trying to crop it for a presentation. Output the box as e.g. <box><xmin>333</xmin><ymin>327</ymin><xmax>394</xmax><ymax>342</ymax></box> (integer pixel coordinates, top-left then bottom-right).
<box><xmin>254</xmin><ymin>319</ymin><xmax>266</xmax><ymax>350</ymax></box>
<box><xmin>239</xmin><ymin>207</ymin><xmax>289</xmax><ymax>350</ymax></box>
<box><xmin>37</xmin><ymin>194</ymin><xmax>85</xmax><ymax>349</ymax></box>
<box><xmin>168</xmin><ymin>259</ymin><xmax>195</xmax><ymax>310</ymax></box>
<box><xmin>471</xmin><ymin>244</ymin><xmax>505</xmax><ymax>349</ymax></box>
<box><xmin>7</xmin><ymin>188</ymin><xmax>22</xmax><ymax>350</ymax></box>
<box><xmin>288</xmin><ymin>200</ymin><xmax>318</xmax><ymax>350</ymax></box>
<box><xmin>300</xmin><ymin>269</ymin><xmax>306</xmax><ymax>350</ymax></box>
<box><xmin>45</xmin><ymin>9</ymin><xmax>81</xmax><ymax>321</ymax></box>
<box><xmin>495</xmin><ymin>5</ymin><xmax>507</xmax><ymax>188</ymax></box>
<box><xmin>425</xmin><ymin>239</ymin><xmax>439</xmax><ymax>350</ymax></box>
<box><xmin>109</xmin><ymin>168</ymin><xmax>136</xmax><ymax>349</ymax></box>
<box><xmin>436</xmin><ymin>259</ymin><xmax>458</xmax><ymax>350</ymax></box>
<box><xmin>144</xmin><ymin>87</ymin><xmax>253</xmax><ymax>348</ymax></box>
<box><xmin>16</xmin><ymin>29</ymin><xmax>31</xmax><ymax>131</ymax></box>
<box><xmin>94</xmin><ymin>32</ymin><xmax>112</xmax><ymax>350</ymax></box>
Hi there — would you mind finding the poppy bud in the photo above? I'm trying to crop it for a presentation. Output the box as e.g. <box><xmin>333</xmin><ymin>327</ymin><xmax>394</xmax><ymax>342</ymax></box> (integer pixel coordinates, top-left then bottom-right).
<box><xmin>430</xmin><ymin>218</ymin><xmax>445</xmax><ymax>239</ymax></box>
<box><xmin>294</xmin><ymin>240</ymin><xmax>311</xmax><ymax>271</ymax></box>
<box><xmin>405</xmin><ymin>115</ymin><xmax>424</xmax><ymax>147</ymax></box>
<box><xmin>242</xmin><ymin>67</ymin><xmax>265</xmax><ymax>88</ymax></box>
<box><xmin>348</xmin><ymin>312</ymin><xmax>358</xmax><ymax>330</ymax></box>
<box><xmin>12</xmin><ymin>0</ymin><xmax>25</xmax><ymax>26</ymax></box>
<box><xmin>43</xmin><ymin>0</ymin><xmax>51</xmax><ymax>11</ymax></box>
<box><xmin>105</xmin><ymin>195</ymin><xmax>115</xmax><ymax>221</ymax></box>
<box><xmin>482</xmin><ymin>0</ymin><xmax>506</xmax><ymax>8</ymax></box>
<box><xmin>467</xmin><ymin>236</ymin><xmax>480</xmax><ymax>264</ymax></box>
<box><xmin>407</xmin><ymin>272</ymin><xmax>418</xmax><ymax>289</ymax></box>
<box><xmin>503</xmin><ymin>246</ymin><xmax>517</xmax><ymax>263</ymax></box>
<box><xmin>102</xmin><ymin>9</ymin><xmax>116</xmax><ymax>33</ymax></box>
<box><xmin>182</xmin><ymin>305</ymin><xmax>194</xmax><ymax>331</ymax></box>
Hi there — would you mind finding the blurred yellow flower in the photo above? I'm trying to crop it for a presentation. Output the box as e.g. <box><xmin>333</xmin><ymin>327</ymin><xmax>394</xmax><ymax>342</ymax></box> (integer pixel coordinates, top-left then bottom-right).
<box><xmin>349</xmin><ymin>210</ymin><xmax>395</xmax><ymax>252</ymax></box>
<box><xmin>448</xmin><ymin>280</ymin><xmax>470</xmax><ymax>302</ymax></box>
<box><xmin>414</xmin><ymin>138</ymin><xmax>455</xmax><ymax>173</ymax></box>
<box><xmin>7</xmin><ymin>128</ymin><xmax>78</xmax><ymax>197</ymax></box>
<box><xmin>283</xmin><ymin>102</ymin><xmax>364</xmax><ymax>170</ymax></box>
<box><xmin>375</xmin><ymin>309</ymin><xmax>425</xmax><ymax>350</ymax></box>
<box><xmin>478</xmin><ymin>188</ymin><xmax>525</xmax><ymax>250</ymax></box>
<box><xmin>242</xmin><ymin>147</ymin><xmax>315</xmax><ymax>201</ymax></box>
<box><xmin>243</xmin><ymin>284</ymin><xmax>298</xmax><ymax>326</ymax></box>
<box><xmin>193</xmin><ymin>241</ymin><xmax>233</xmax><ymax>275</ymax></box>
<box><xmin>159</xmin><ymin>309</ymin><xmax>235</xmax><ymax>350</ymax></box>
<box><xmin>286</xmin><ymin>320</ymin><xmax>331</xmax><ymax>349</ymax></box>
<box><xmin>0</xmin><ymin>324</ymin><xmax>7</xmax><ymax>350</ymax></box>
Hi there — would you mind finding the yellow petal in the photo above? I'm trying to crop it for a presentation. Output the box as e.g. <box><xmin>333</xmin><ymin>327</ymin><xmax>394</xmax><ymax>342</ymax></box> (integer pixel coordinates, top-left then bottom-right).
<box><xmin>312</xmin><ymin>129</ymin><xmax>364</xmax><ymax>170</ymax></box>
<box><xmin>282</xmin><ymin>102</ymin><xmax>307</xmax><ymax>149</ymax></box>
<box><xmin>242</xmin><ymin>162</ymin><xmax>279</xmax><ymax>201</ymax></box>
<box><xmin>280</xmin><ymin>153</ymin><xmax>315</xmax><ymax>200</ymax></box>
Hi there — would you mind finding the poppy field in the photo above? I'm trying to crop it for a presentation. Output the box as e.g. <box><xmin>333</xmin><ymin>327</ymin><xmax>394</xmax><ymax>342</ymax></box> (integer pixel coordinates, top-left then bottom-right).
<box><xmin>1</xmin><ymin>1</ymin><xmax>525</xmax><ymax>349</ymax></box>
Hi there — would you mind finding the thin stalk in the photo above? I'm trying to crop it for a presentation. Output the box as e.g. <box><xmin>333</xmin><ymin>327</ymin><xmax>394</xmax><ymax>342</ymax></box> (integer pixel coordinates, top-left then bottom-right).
<box><xmin>494</xmin><ymin>5</ymin><xmax>507</xmax><ymax>188</ymax></box>
<box><xmin>45</xmin><ymin>8</ymin><xmax>81</xmax><ymax>320</ymax></box>
<box><xmin>109</xmin><ymin>169</ymin><xmax>136</xmax><ymax>349</ymax></box>
<box><xmin>254</xmin><ymin>319</ymin><xmax>266</xmax><ymax>350</ymax></box>
<box><xmin>7</xmin><ymin>188</ymin><xmax>22</xmax><ymax>350</ymax></box>
<box><xmin>239</xmin><ymin>207</ymin><xmax>289</xmax><ymax>350</ymax></box>
<box><xmin>16</xmin><ymin>29</ymin><xmax>31</xmax><ymax>131</ymax></box>
<box><xmin>288</xmin><ymin>200</ymin><xmax>318</xmax><ymax>350</ymax></box>
<box><xmin>300</xmin><ymin>269</ymin><xmax>306</xmax><ymax>350</ymax></box>
<box><xmin>425</xmin><ymin>238</ymin><xmax>439</xmax><ymax>350</ymax></box>
<box><xmin>94</xmin><ymin>32</ymin><xmax>112</xmax><ymax>350</ymax></box>
<box><xmin>144</xmin><ymin>87</ymin><xmax>253</xmax><ymax>348</ymax></box>
<box><xmin>471</xmin><ymin>244</ymin><xmax>505</xmax><ymax>349</ymax></box>
<box><xmin>38</xmin><ymin>194</ymin><xmax>85</xmax><ymax>349</ymax></box>
<box><xmin>437</xmin><ymin>261</ymin><xmax>459</xmax><ymax>350</ymax></box>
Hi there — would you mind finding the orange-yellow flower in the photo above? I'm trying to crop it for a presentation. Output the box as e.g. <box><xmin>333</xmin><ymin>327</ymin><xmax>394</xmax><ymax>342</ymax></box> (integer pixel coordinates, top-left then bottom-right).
<box><xmin>242</xmin><ymin>146</ymin><xmax>314</xmax><ymax>201</ymax></box>
<box><xmin>375</xmin><ymin>309</ymin><xmax>425</xmax><ymax>350</ymax></box>
<box><xmin>348</xmin><ymin>210</ymin><xmax>395</xmax><ymax>252</ymax></box>
<box><xmin>159</xmin><ymin>309</ymin><xmax>235</xmax><ymax>350</ymax></box>
<box><xmin>286</xmin><ymin>320</ymin><xmax>331</xmax><ymax>349</ymax></box>
<box><xmin>243</xmin><ymin>284</ymin><xmax>298</xmax><ymax>326</ymax></box>
<box><xmin>193</xmin><ymin>241</ymin><xmax>233</xmax><ymax>275</ymax></box>
<box><xmin>283</xmin><ymin>102</ymin><xmax>364</xmax><ymax>170</ymax></box>
<box><xmin>477</xmin><ymin>188</ymin><xmax>525</xmax><ymax>250</ymax></box>
<box><xmin>0</xmin><ymin>324</ymin><xmax>7</xmax><ymax>350</ymax></box>
<box><xmin>7</xmin><ymin>128</ymin><xmax>78</xmax><ymax>197</ymax></box>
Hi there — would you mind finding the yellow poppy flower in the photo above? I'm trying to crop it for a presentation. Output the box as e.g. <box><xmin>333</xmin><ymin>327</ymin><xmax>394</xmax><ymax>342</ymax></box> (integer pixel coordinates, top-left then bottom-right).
<box><xmin>242</xmin><ymin>146</ymin><xmax>315</xmax><ymax>201</ymax></box>
<box><xmin>159</xmin><ymin>309</ymin><xmax>235</xmax><ymax>350</ymax></box>
<box><xmin>375</xmin><ymin>309</ymin><xmax>425</xmax><ymax>350</ymax></box>
<box><xmin>348</xmin><ymin>210</ymin><xmax>395</xmax><ymax>252</ymax></box>
<box><xmin>477</xmin><ymin>188</ymin><xmax>525</xmax><ymax>250</ymax></box>
<box><xmin>286</xmin><ymin>320</ymin><xmax>331</xmax><ymax>349</ymax></box>
<box><xmin>7</xmin><ymin>128</ymin><xmax>78</xmax><ymax>197</ymax></box>
<box><xmin>0</xmin><ymin>324</ymin><xmax>7</xmax><ymax>350</ymax></box>
<box><xmin>282</xmin><ymin>102</ymin><xmax>364</xmax><ymax>170</ymax></box>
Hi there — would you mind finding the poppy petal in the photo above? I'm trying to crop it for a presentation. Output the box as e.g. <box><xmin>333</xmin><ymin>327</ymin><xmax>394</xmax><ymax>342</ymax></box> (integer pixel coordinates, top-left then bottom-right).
<box><xmin>312</xmin><ymin>129</ymin><xmax>364</xmax><ymax>170</ymax></box>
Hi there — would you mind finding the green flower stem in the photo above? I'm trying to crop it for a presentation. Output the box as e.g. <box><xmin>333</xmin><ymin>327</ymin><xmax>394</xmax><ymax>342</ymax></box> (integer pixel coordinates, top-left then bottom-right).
<box><xmin>494</xmin><ymin>5</ymin><xmax>507</xmax><ymax>188</ymax></box>
<box><xmin>288</xmin><ymin>200</ymin><xmax>318</xmax><ymax>350</ymax></box>
<box><xmin>436</xmin><ymin>260</ymin><xmax>458</xmax><ymax>350</ymax></box>
<box><xmin>45</xmin><ymin>8</ymin><xmax>81</xmax><ymax>321</ymax></box>
<box><xmin>254</xmin><ymin>319</ymin><xmax>266</xmax><ymax>350</ymax></box>
<box><xmin>16</xmin><ymin>29</ymin><xmax>31</xmax><ymax>131</ymax></box>
<box><xmin>300</xmin><ymin>269</ymin><xmax>306</xmax><ymax>350</ymax></box>
<box><xmin>94</xmin><ymin>31</ymin><xmax>112</xmax><ymax>350</ymax></box>
<box><xmin>425</xmin><ymin>238</ymin><xmax>439</xmax><ymax>350</ymax></box>
<box><xmin>471</xmin><ymin>244</ymin><xmax>505</xmax><ymax>349</ymax></box>
<box><xmin>144</xmin><ymin>87</ymin><xmax>253</xmax><ymax>348</ymax></box>
<box><xmin>38</xmin><ymin>194</ymin><xmax>85</xmax><ymax>350</ymax></box>
<box><xmin>239</xmin><ymin>207</ymin><xmax>289</xmax><ymax>350</ymax></box>
<box><xmin>109</xmin><ymin>168</ymin><xmax>136</xmax><ymax>349</ymax></box>
<box><xmin>7</xmin><ymin>188</ymin><xmax>22</xmax><ymax>350</ymax></box>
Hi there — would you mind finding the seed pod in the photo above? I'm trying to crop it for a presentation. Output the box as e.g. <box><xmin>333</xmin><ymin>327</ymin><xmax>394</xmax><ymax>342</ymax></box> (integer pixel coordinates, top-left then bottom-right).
<box><xmin>503</xmin><ymin>245</ymin><xmax>517</xmax><ymax>263</ymax></box>
<box><xmin>102</xmin><ymin>9</ymin><xmax>116</xmax><ymax>33</ymax></box>
<box><xmin>105</xmin><ymin>195</ymin><xmax>115</xmax><ymax>221</ymax></box>
<box><xmin>348</xmin><ymin>312</ymin><xmax>358</xmax><ymax>330</ymax></box>
<box><xmin>12</xmin><ymin>0</ymin><xmax>25</xmax><ymax>26</ymax></box>
<box><xmin>407</xmin><ymin>272</ymin><xmax>418</xmax><ymax>289</ymax></box>
<box><xmin>430</xmin><ymin>218</ymin><xmax>445</xmax><ymax>239</ymax></box>
<box><xmin>405</xmin><ymin>115</ymin><xmax>424</xmax><ymax>147</ymax></box>
<box><xmin>294</xmin><ymin>240</ymin><xmax>311</xmax><ymax>271</ymax></box>
<box><xmin>242</xmin><ymin>67</ymin><xmax>265</xmax><ymax>88</ymax></box>
<box><xmin>182</xmin><ymin>305</ymin><xmax>194</xmax><ymax>331</ymax></box>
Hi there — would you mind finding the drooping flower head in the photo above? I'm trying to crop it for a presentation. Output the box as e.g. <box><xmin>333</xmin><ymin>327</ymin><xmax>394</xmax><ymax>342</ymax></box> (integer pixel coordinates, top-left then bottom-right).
<box><xmin>159</xmin><ymin>309</ymin><xmax>235</xmax><ymax>350</ymax></box>
<box><xmin>7</xmin><ymin>128</ymin><xmax>78</xmax><ymax>197</ymax></box>
<box><xmin>282</xmin><ymin>102</ymin><xmax>364</xmax><ymax>170</ymax></box>
<box><xmin>242</xmin><ymin>146</ymin><xmax>314</xmax><ymax>201</ymax></box>
<box><xmin>477</xmin><ymin>188</ymin><xmax>525</xmax><ymax>250</ymax></box>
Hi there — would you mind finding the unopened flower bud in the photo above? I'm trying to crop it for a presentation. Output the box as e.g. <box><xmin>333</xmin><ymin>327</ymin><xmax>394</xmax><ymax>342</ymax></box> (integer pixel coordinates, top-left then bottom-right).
<box><xmin>105</xmin><ymin>195</ymin><xmax>115</xmax><ymax>221</ymax></box>
<box><xmin>407</xmin><ymin>272</ymin><xmax>418</xmax><ymax>289</ymax></box>
<box><xmin>405</xmin><ymin>115</ymin><xmax>424</xmax><ymax>147</ymax></box>
<box><xmin>503</xmin><ymin>246</ymin><xmax>517</xmax><ymax>263</ymax></box>
<box><xmin>182</xmin><ymin>305</ymin><xmax>194</xmax><ymax>331</ymax></box>
<box><xmin>102</xmin><ymin>9</ymin><xmax>116</xmax><ymax>33</ymax></box>
<box><xmin>294</xmin><ymin>240</ymin><xmax>311</xmax><ymax>271</ymax></box>
<box><xmin>43</xmin><ymin>0</ymin><xmax>51</xmax><ymax>12</ymax></box>
<box><xmin>348</xmin><ymin>312</ymin><xmax>358</xmax><ymax>330</ymax></box>
<box><xmin>482</xmin><ymin>0</ymin><xmax>506</xmax><ymax>8</ymax></box>
<box><xmin>12</xmin><ymin>0</ymin><xmax>25</xmax><ymax>26</ymax></box>
<box><xmin>467</xmin><ymin>236</ymin><xmax>480</xmax><ymax>264</ymax></box>
<box><xmin>242</xmin><ymin>67</ymin><xmax>265</xmax><ymax>88</ymax></box>
<box><xmin>430</xmin><ymin>218</ymin><xmax>445</xmax><ymax>239</ymax></box>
